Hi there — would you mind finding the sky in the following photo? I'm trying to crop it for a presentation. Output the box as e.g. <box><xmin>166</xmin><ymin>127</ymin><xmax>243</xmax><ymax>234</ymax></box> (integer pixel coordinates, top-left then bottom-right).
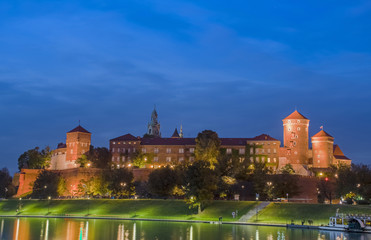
<box><xmin>1</xmin><ymin>0</ymin><xmax>371</xmax><ymax>174</ymax></box>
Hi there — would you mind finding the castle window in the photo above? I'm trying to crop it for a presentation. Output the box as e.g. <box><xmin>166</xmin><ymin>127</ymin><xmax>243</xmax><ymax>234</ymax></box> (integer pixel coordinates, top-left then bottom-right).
<box><xmin>267</xmin><ymin>149</ymin><xmax>271</xmax><ymax>153</ymax></box>
<box><xmin>113</xmin><ymin>142</ymin><xmax>116</xmax><ymax>145</ymax></box>
<box><xmin>179</xmin><ymin>148</ymin><xmax>184</xmax><ymax>154</ymax></box>
<box><xmin>239</xmin><ymin>157</ymin><xmax>244</xmax><ymax>162</ymax></box>
<box><xmin>261</xmin><ymin>149</ymin><xmax>265</xmax><ymax>153</ymax></box>
<box><xmin>294</xmin><ymin>151</ymin><xmax>297</xmax><ymax>155</ymax></box>
<box><xmin>250</xmin><ymin>157</ymin><xmax>253</xmax><ymax>162</ymax></box>
<box><xmin>123</xmin><ymin>142</ymin><xmax>126</xmax><ymax>144</ymax></box>
<box><xmin>256</xmin><ymin>157</ymin><xmax>259</xmax><ymax>161</ymax></box>
<box><xmin>189</xmin><ymin>157</ymin><xmax>194</xmax><ymax>161</ymax></box>
<box><xmin>274</xmin><ymin>158</ymin><xmax>277</xmax><ymax>163</ymax></box>
<box><xmin>267</xmin><ymin>158</ymin><xmax>270</xmax><ymax>163</ymax></box>
<box><xmin>112</xmin><ymin>156</ymin><xmax>114</xmax><ymax>161</ymax></box>
<box><xmin>239</xmin><ymin>148</ymin><xmax>245</xmax><ymax>154</ymax></box>
<box><xmin>273</xmin><ymin>148</ymin><xmax>277</xmax><ymax>153</ymax></box>
<box><xmin>190</xmin><ymin>148</ymin><xmax>195</xmax><ymax>153</ymax></box>
<box><xmin>297</xmin><ymin>127</ymin><xmax>301</xmax><ymax>131</ymax></box>
<box><xmin>118</xmin><ymin>142</ymin><xmax>121</xmax><ymax>144</ymax></box>
<box><xmin>262</xmin><ymin>156</ymin><xmax>265</xmax><ymax>161</ymax></box>
<box><xmin>128</xmin><ymin>149</ymin><xmax>131</xmax><ymax>153</ymax></box>
<box><xmin>154</xmin><ymin>148</ymin><xmax>159</xmax><ymax>153</ymax></box>
<box><xmin>288</xmin><ymin>120</ymin><xmax>291</xmax><ymax>123</ymax></box>
<box><xmin>133</xmin><ymin>148</ymin><xmax>136</xmax><ymax>153</ymax></box>
<box><xmin>118</xmin><ymin>148</ymin><xmax>120</xmax><ymax>153</ymax></box>
<box><xmin>142</xmin><ymin>148</ymin><xmax>147</xmax><ymax>153</ymax></box>
<box><xmin>255</xmin><ymin>148</ymin><xmax>259</xmax><ymax>154</ymax></box>
<box><xmin>179</xmin><ymin>157</ymin><xmax>184</xmax><ymax>162</ymax></box>
<box><xmin>317</xmin><ymin>160</ymin><xmax>320</xmax><ymax>163</ymax></box>
<box><xmin>129</xmin><ymin>142</ymin><xmax>131</xmax><ymax>144</ymax></box>
<box><xmin>250</xmin><ymin>148</ymin><xmax>254</xmax><ymax>154</ymax></box>
<box><xmin>288</xmin><ymin>127</ymin><xmax>292</xmax><ymax>131</ymax></box>
<box><xmin>297</xmin><ymin>120</ymin><xmax>300</xmax><ymax>123</ymax></box>
<box><xmin>166</xmin><ymin>157</ymin><xmax>171</xmax><ymax>162</ymax></box>
<box><xmin>71</xmin><ymin>149</ymin><xmax>73</xmax><ymax>154</ymax></box>
<box><xmin>166</xmin><ymin>148</ymin><xmax>171</xmax><ymax>153</ymax></box>
<box><xmin>293</xmin><ymin>141</ymin><xmax>296</xmax><ymax>146</ymax></box>
<box><xmin>226</xmin><ymin>148</ymin><xmax>232</xmax><ymax>154</ymax></box>
<box><xmin>154</xmin><ymin>157</ymin><xmax>159</xmax><ymax>162</ymax></box>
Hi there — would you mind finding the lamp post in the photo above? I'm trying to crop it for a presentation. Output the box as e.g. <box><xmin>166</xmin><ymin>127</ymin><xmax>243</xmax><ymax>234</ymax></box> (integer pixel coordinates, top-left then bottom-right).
<box><xmin>286</xmin><ymin>193</ymin><xmax>289</xmax><ymax>202</ymax></box>
<box><xmin>87</xmin><ymin>197</ymin><xmax>90</xmax><ymax>215</ymax></box>
<box><xmin>47</xmin><ymin>196</ymin><xmax>51</xmax><ymax>214</ymax></box>
<box><xmin>255</xmin><ymin>193</ymin><xmax>259</xmax><ymax>222</ymax></box>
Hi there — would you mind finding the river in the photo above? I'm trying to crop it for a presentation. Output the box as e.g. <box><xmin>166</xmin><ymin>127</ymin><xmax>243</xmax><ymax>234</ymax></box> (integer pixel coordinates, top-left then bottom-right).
<box><xmin>0</xmin><ymin>217</ymin><xmax>370</xmax><ymax>240</ymax></box>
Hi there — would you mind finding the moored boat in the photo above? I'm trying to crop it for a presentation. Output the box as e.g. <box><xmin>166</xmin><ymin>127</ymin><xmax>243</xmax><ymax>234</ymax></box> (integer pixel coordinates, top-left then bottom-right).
<box><xmin>319</xmin><ymin>211</ymin><xmax>371</xmax><ymax>233</ymax></box>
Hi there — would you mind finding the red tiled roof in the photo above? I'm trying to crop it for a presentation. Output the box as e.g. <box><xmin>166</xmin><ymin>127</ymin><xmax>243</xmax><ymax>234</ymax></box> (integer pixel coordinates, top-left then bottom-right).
<box><xmin>312</xmin><ymin>130</ymin><xmax>333</xmax><ymax>138</ymax></box>
<box><xmin>68</xmin><ymin>125</ymin><xmax>90</xmax><ymax>134</ymax></box>
<box><xmin>140</xmin><ymin>134</ymin><xmax>279</xmax><ymax>146</ymax></box>
<box><xmin>334</xmin><ymin>155</ymin><xmax>351</xmax><ymax>160</ymax></box>
<box><xmin>110</xmin><ymin>134</ymin><xmax>140</xmax><ymax>142</ymax></box>
<box><xmin>141</xmin><ymin>138</ymin><xmax>195</xmax><ymax>146</ymax></box>
<box><xmin>284</xmin><ymin>110</ymin><xmax>308</xmax><ymax>120</ymax></box>
<box><xmin>250</xmin><ymin>134</ymin><xmax>279</xmax><ymax>141</ymax></box>
<box><xmin>333</xmin><ymin>145</ymin><xmax>350</xmax><ymax>160</ymax></box>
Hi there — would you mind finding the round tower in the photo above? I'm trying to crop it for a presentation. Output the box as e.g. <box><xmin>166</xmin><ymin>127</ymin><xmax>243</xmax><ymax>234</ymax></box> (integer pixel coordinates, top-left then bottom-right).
<box><xmin>282</xmin><ymin>110</ymin><xmax>310</xmax><ymax>164</ymax></box>
<box><xmin>311</xmin><ymin>129</ymin><xmax>334</xmax><ymax>168</ymax></box>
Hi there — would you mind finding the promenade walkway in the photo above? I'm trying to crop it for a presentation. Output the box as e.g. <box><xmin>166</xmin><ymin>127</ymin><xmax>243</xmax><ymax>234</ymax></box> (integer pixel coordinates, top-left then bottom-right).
<box><xmin>238</xmin><ymin>201</ymin><xmax>270</xmax><ymax>222</ymax></box>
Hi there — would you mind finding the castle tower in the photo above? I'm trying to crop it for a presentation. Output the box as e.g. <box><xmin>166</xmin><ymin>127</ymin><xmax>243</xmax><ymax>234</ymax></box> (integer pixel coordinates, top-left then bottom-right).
<box><xmin>282</xmin><ymin>110</ymin><xmax>310</xmax><ymax>164</ymax></box>
<box><xmin>311</xmin><ymin>129</ymin><xmax>334</xmax><ymax>168</ymax></box>
<box><xmin>147</xmin><ymin>107</ymin><xmax>161</xmax><ymax>137</ymax></box>
<box><xmin>65</xmin><ymin>125</ymin><xmax>91</xmax><ymax>168</ymax></box>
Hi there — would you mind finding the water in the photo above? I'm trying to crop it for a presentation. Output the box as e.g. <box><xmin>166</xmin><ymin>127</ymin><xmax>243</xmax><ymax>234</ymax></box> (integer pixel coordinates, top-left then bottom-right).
<box><xmin>0</xmin><ymin>217</ymin><xmax>370</xmax><ymax>240</ymax></box>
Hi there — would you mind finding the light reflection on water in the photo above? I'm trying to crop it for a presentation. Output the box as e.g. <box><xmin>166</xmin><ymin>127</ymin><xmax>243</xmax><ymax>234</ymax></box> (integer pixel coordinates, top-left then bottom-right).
<box><xmin>0</xmin><ymin>218</ymin><xmax>371</xmax><ymax>240</ymax></box>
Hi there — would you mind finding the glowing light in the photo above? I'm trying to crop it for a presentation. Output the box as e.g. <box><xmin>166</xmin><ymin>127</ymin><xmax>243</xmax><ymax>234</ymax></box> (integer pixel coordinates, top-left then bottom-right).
<box><xmin>128</xmin><ymin>164</ymin><xmax>132</xmax><ymax>167</ymax></box>
<box><xmin>319</xmin><ymin>172</ymin><xmax>323</xmax><ymax>176</ymax></box>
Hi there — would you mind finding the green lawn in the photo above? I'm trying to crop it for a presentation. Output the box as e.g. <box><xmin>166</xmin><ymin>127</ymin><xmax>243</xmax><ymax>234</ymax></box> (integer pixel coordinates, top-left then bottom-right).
<box><xmin>256</xmin><ymin>202</ymin><xmax>371</xmax><ymax>225</ymax></box>
<box><xmin>0</xmin><ymin>199</ymin><xmax>257</xmax><ymax>222</ymax></box>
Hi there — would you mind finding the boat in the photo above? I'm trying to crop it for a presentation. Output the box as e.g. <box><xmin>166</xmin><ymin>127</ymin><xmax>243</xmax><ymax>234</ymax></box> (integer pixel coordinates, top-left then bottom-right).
<box><xmin>319</xmin><ymin>211</ymin><xmax>371</xmax><ymax>233</ymax></box>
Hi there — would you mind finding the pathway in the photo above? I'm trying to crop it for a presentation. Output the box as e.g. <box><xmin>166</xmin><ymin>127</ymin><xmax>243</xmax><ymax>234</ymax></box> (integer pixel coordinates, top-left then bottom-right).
<box><xmin>238</xmin><ymin>201</ymin><xmax>270</xmax><ymax>222</ymax></box>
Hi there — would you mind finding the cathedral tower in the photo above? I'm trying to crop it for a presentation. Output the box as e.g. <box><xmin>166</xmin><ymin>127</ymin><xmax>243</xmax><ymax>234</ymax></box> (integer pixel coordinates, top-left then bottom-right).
<box><xmin>311</xmin><ymin>129</ymin><xmax>334</xmax><ymax>168</ymax></box>
<box><xmin>65</xmin><ymin>125</ymin><xmax>91</xmax><ymax>168</ymax></box>
<box><xmin>147</xmin><ymin>107</ymin><xmax>161</xmax><ymax>137</ymax></box>
<box><xmin>282</xmin><ymin>110</ymin><xmax>310</xmax><ymax>164</ymax></box>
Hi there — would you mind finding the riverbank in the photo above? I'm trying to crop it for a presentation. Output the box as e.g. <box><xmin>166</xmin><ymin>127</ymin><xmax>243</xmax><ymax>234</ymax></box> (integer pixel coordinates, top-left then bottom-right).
<box><xmin>1</xmin><ymin>199</ymin><xmax>371</xmax><ymax>226</ymax></box>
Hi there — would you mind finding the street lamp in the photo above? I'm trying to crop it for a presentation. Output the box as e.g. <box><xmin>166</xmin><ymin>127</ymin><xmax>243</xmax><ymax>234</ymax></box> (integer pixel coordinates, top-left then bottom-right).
<box><xmin>255</xmin><ymin>193</ymin><xmax>259</xmax><ymax>222</ymax></box>
<box><xmin>286</xmin><ymin>193</ymin><xmax>289</xmax><ymax>202</ymax></box>
<box><xmin>48</xmin><ymin>196</ymin><xmax>51</xmax><ymax>214</ymax></box>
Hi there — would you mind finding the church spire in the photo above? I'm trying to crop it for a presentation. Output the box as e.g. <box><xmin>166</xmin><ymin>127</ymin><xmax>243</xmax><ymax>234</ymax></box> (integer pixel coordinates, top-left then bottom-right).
<box><xmin>179</xmin><ymin>124</ymin><xmax>183</xmax><ymax>138</ymax></box>
<box><xmin>147</xmin><ymin>106</ymin><xmax>161</xmax><ymax>137</ymax></box>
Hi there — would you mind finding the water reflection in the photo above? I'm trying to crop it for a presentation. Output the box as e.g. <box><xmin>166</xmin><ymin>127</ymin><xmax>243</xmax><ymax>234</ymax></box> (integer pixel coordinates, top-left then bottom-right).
<box><xmin>1</xmin><ymin>218</ymin><xmax>371</xmax><ymax>240</ymax></box>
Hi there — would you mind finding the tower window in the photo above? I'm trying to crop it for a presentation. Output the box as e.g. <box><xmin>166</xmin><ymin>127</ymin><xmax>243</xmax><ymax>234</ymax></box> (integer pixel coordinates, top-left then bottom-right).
<box><xmin>297</xmin><ymin>120</ymin><xmax>300</xmax><ymax>123</ymax></box>
<box><xmin>288</xmin><ymin>127</ymin><xmax>292</xmax><ymax>131</ymax></box>
<box><xmin>288</xmin><ymin>120</ymin><xmax>291</xmax><ymax>123</ymax></box>
<box><xmin>293</xmin><ymin>141</ymin><xmax>296</xmax><ymax>146</ymax></box>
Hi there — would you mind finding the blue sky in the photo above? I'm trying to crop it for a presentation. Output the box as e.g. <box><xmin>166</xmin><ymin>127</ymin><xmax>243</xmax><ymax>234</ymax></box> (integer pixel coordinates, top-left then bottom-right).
<box><xmin>1</xmin><ymin>0</ymin><xmax>371</xmax><ymax>173</ymax></box>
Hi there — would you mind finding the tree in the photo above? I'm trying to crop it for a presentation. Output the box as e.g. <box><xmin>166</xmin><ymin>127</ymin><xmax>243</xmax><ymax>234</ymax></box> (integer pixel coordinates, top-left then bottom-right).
<box><xmin>18</xmin><ymin>146</ymin><xmax>52</xmax><ymax>171</ymax></box>
<box><xmin>184</xmin><ymin>160</ymin><xmax>218</xmax><ymax>213</ymax></box>
<box><xmin>86</xmin><ymin>146</ymin><xmax>111</xmax><ymax>169</ymax></box>
<box><xmin>195</xmin><ymin>130</ymin><xmax>221</xmax><ymax>169</ymax></box>
<box><xmin>76</xmin><ymin>154</ymin><xmax>90</xmax><ymax>168</ymax></box>
<box><xmin>272</xmin><ymin>173</ymin><xmax>300</xmax><ymax>199</ymax></box>
<box><xmin>148</xmin><ymin>166</ymin><xmax>178</xmax><ymax>198</ymax></box>
<box><xmin>318</xmin><ymin>177</ymin><xmax>335</xmax><ymax>204</ymax></box>
<box><xmin>104</xmin><ymin>168</ymin><xmax>135</xmax><ymax>198</ymax></box>
<box><xmin>32</xmin><ymin>170</ymin><xmax>67</xmax><ymax>199</ymax></box>
<box><xmin>251</xmin><ymin>161</ymin><xmax>270</xmax><ymax>200</ymax></box>
<box><xmin>0</xmin><ymin>168</ymin><xmax>16</xmax><ymax>198</ymax></box>
<box><xmin>280</xmin><ymin>164</ymin><xmax>295</xmax><ymax>174</ymax></box>
<box><xmin>132</xmin><ymin>151</ymin><xmax>153</xmax><ymax>168</ymax></box>
<box><xmin>78</xmin><ymin>174</ymin><xmax>108</xmax><ymax>197</ymax></box>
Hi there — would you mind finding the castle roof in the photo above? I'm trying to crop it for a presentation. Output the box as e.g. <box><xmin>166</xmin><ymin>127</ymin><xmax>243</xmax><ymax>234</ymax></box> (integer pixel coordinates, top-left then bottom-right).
<box><xmin>284</xmin><ymin>110</ymin><xmax>308</xmax><ymax>120</ymax></box>
<box><xmin>250</xmin><ymin>134</ymin><xmax>280</xmax><ymax>141</ymax></box>
<box><xmin>141</xmin><ymin>138</ymin><xmax>195</xmax><ymax>146</ymax></box>
<box><xmin>312</xmin><ymin>130</ymin><xmax>334</xmax><ymax>138</ymax></box>
<box><xmin>110</xmin><ymin>134</ymin><xmax>140</xmax><ymax>142</ymax></box>
<box><xmin>333</xmin><ymin>145</ymin><xmax>351</xmax><ymax>160</ymax></box>
<box><xmin>67</xmin><ymin>125</ymin><xmax>90</xmax><ymax>134</ymax></box>
<box><xmin>171</xmin><ymin>128</ymin><xmax>180</xmax><ymax>138</ymax></box>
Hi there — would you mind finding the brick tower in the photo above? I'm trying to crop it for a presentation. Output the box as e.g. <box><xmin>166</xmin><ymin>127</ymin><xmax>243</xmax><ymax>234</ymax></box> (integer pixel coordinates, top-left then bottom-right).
<box><xmin>311</xmin><ymin>129</ymin><xmax>334</xmax><ymax>168</ymax></box>
<box><xmin>282</xmin><ymin>110</ymin><xmax>310</xmax><ymax>164</ymax></box>
<box><xmin>65</xmin><ymin>125</ymin><xmax>91</xmax><ymax>168</ymax></box>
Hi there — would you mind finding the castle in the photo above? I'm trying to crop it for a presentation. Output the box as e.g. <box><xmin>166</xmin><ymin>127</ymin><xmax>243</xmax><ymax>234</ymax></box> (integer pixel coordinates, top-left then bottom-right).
<box><xmin>49</xmin><ymin>109</ymin><xmax>351</xmax><ymax>175</ymax></box>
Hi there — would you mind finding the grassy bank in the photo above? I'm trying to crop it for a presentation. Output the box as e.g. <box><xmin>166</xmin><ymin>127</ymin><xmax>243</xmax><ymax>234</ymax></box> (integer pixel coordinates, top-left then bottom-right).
<box><xmin>1</xmin><ymin>200</ymin><xmax>371</xmax><ymax>225</ymax></box>
<box><xmin>256</xmin><ymin>202</ymin><xmax>371</xmax><ymax>225</ymax></box>
<box><xmin>0</xmin><ymin>199</ymin><xmax>257</xmax><ymax>222</ymax></box>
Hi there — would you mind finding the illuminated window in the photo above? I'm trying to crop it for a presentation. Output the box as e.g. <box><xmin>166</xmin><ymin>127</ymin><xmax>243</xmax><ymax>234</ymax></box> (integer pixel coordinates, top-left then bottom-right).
<box><xmin>261</xmin><ymin>149</ymin><xmax>265</xmax><ymax>153</ymax></box>
<box><xmin>250</xmin><ymin>157</ymin><xmax>253</xmax><ymax>162</ymax></box>
<box><xmin>274</xmin><ymin>158</ymin><xmax>277</xmax><ymax>163</ymax></box>
<box><xmin>227</xmin><ymin>148</ymin><xmax>232</xmax><ymax>154</ymax></box>
<box><xmin>166</xmin><ymin>148</ymin><xmax>171</xmax><ymax>153</ymax></box>
<box><xmin>256</xmin><ymin>157</ymin><xmax>259</xmax><ymax>161</ymax></box>
<box><xmin>112</xmin><ymin>148</ymin><xmax>115</xmax><ymax>153</ymax></box>
<box><xmin>297</xmin><ymin>127</ymin><xmax>301</xmax><ymax>131</ymax></box>
<box><xmin>297</xmin><ymin>120</ymin><xmax>300</xmax><ymax>123</ymax></box>
<box><xmin>154</xmin><ymin>157</ymin><xmax>158</xmax><ymax>162</ymax></box>
<box><xmin>288</xmin><ymin>120</ymin><xmax>291</xmax><ymax>123</ymax></box>
<box><xmin>267</xmin><ymin>158</ymin><xmax>270</xmax><ymax>163</ymax></box>
<box><xmin>239</xmin><ymin>148</ymin><xmax>245</xmax><ymax>154</ymax></box>
<box><xmin>250</xmin><ymin>148</ymin><xmax>254</xmax><ymax>154</ymax></box>
<box><xmin>179</xmin><ymin>157</ymin><xmax>184</xmax><ymax>162</ymax></box>
<box><xmin>179</xmin><ymin>148</ymin><xmax>184</xmax><ymax>153</ymax></box>
<box><xmin>142</xmin><ymin>148</ymin><xmax>147</xmax><ymax>153</ymax></box>
<box><xmin>267</xmin><ymin>149</ymin><xmax>271</xmax><ymax>153</ymax></box>
<box><xmin>293</xmin><ymin>141</ymin><xmax>296</xmax><ymax>146</ymax></box>
<box><xmin>273</xmin><ymin>148</ymin><xmax>277</xmax><ymax>153</ymax></box>
<box><xmin>154</xmin><ymin>148</ymin><xmax>159</xmax><ymax>153</ymax></box>
<box><xmin>190</xmin><ymin>148</ymin><xmax>195</xmax><ymax>153</ymax></box>
<box><xmin>294</xmin><ymin>151</ymin><xmax>297</xmax><ymax>155</ymax></box>
<box><xmin>113</xmin><ymin>142</ymin><xmax>116</xmax><ymax>145</ymax></box>
<box><xmin>288</xmin><ymin>127</ymin><xmax>292</xmax><ymax>131</ymax></box>
<box><xmin>262</xmin><ymin>156</ymin><xmax>265</xmax><ymax>161</ymax></box>
<box><xmin>118</xmin><ymin>148</ymin><xmax>120</xmax><ymax>153</ymax></box>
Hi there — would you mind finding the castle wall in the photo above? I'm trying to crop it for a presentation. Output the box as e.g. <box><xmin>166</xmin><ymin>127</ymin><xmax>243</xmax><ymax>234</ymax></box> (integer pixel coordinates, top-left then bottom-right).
<box><xmin>65</xmin><ymin>132</ymin><xmax>91</xmax><ymax>167</ymax></box>
<box><xmin>312</xmin><ymin>137</ymin><xmax>334</xmax><ymax>168</ymax></box>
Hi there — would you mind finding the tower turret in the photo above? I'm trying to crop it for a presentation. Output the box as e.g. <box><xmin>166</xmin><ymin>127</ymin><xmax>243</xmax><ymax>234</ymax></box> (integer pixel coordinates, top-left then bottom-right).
<box><xmin>311</xmin><ymin>129</ymin><xmax>334</xmax><ymax>168</ymax></box>
<box><xmin>65</xmin><ymin>125</ymin><xmax>91</xmax><ymax>168</ymax></box>
<box><xmin>147</xmin><ymin>107</ymin><xmax>161</xmax><ymax>137</ymax></box>
<box><xmin>282</xmin><ymin>110</ymin><xmax>310</xmax><ymax>164</ymax></box>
